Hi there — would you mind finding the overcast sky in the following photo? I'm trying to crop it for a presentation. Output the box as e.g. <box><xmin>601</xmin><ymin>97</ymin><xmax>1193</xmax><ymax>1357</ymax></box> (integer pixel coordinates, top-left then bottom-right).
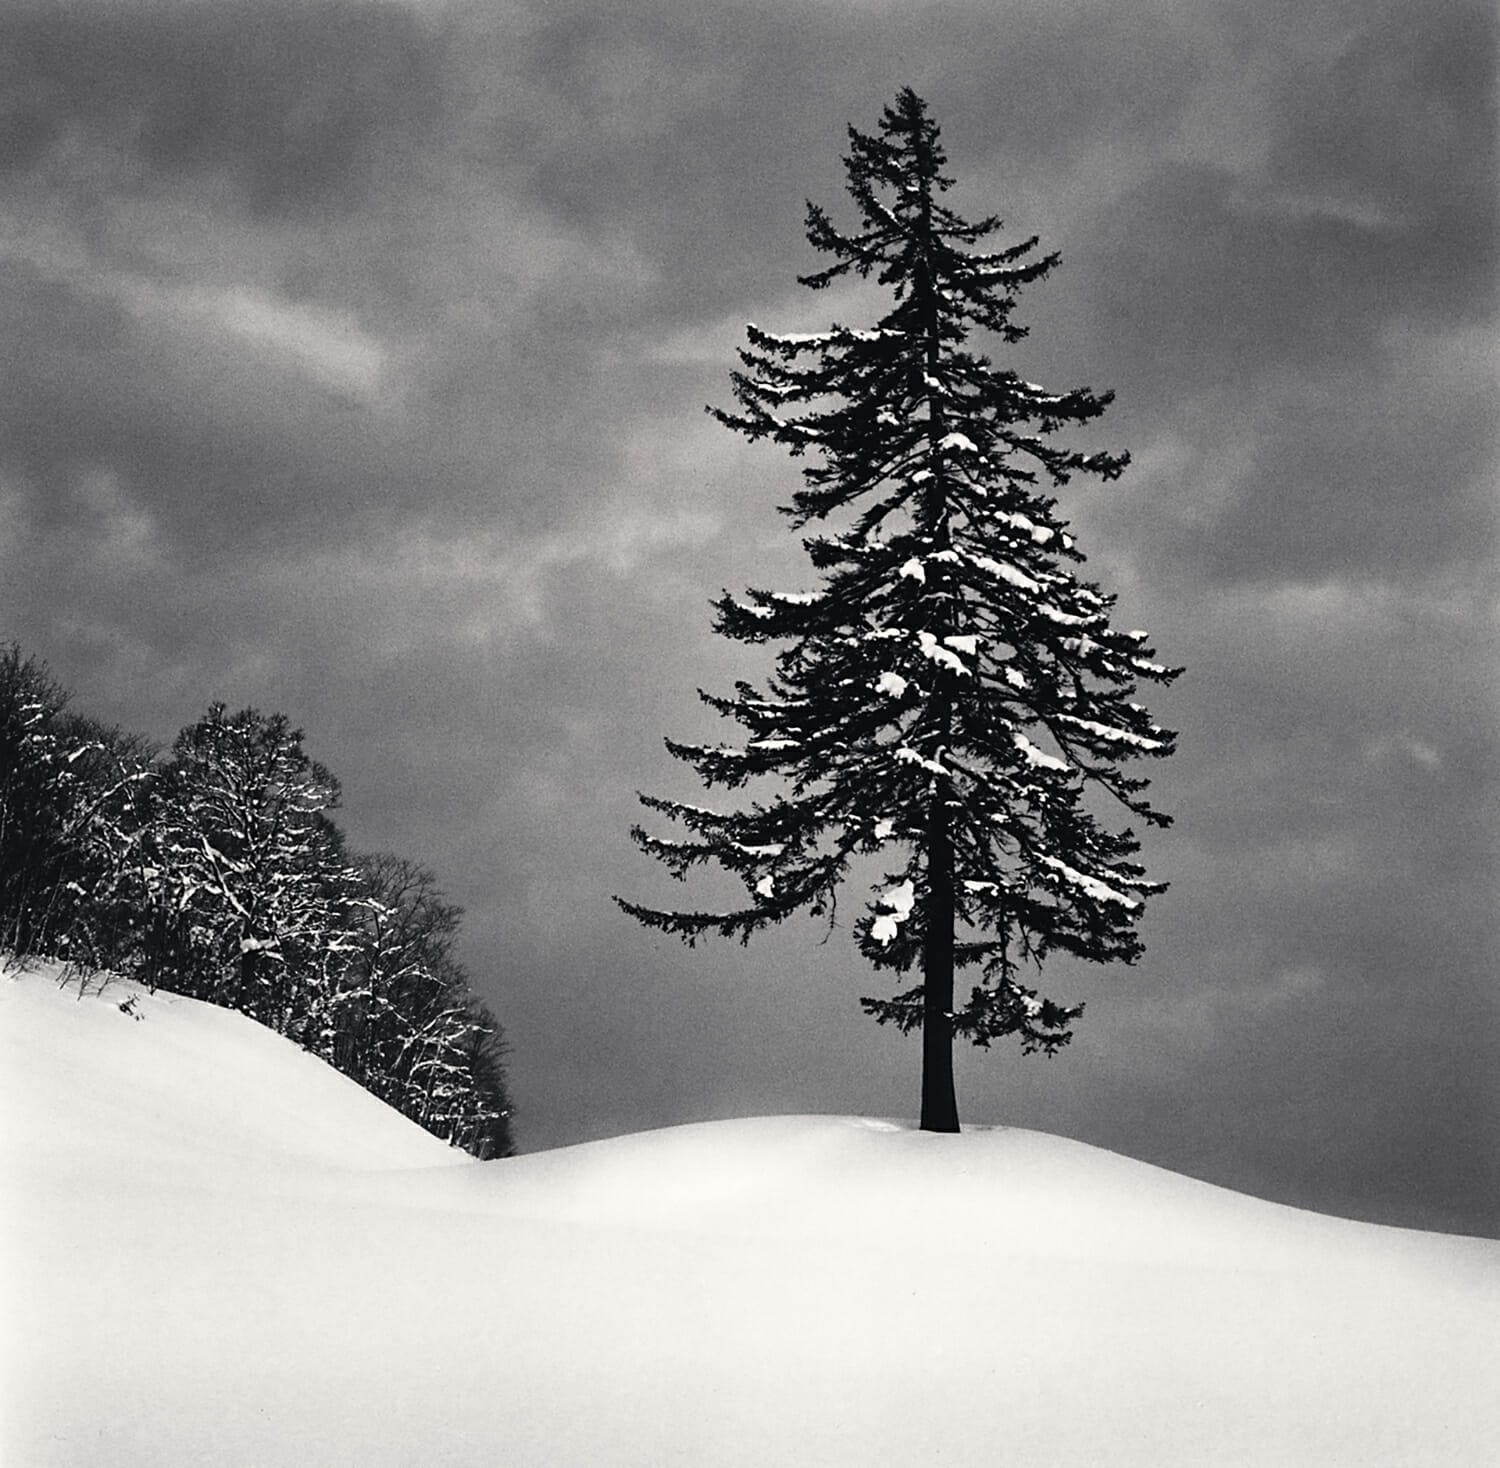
<box><xmin>2</xmin><ymin>0</ymin><xmax>1494</xmax><ymax>1234</ymax></box>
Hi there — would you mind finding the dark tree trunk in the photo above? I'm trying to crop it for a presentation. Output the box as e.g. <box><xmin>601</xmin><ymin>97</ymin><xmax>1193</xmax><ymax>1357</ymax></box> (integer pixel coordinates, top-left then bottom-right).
<box><xmin>920</xmin><ymin>790</ymin><xmax>959</xmax><ymax>1132</ymax></box>
<box><xmin>238</xmin><ymin>941</ymin><xmax>257</xmax><ymax>1019</ymax></box>
<box><xmin>911</xmin><ymin>123</ymin><xmax>958</xmax><ymax>1133</ymax></box>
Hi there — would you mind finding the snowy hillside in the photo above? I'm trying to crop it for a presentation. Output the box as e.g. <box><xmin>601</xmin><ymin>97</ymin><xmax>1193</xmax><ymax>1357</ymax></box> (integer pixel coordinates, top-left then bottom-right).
<box><xmin>4</xmin><ymin>963</ymin><xmax>1496</xmax><ymax>1467</ymax></box>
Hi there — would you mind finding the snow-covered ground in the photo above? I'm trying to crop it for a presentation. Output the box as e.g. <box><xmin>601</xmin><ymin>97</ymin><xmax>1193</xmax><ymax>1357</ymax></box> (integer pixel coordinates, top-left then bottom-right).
<box><xmin>3</xmin><ymin>962</ymin><xmax>1496</xmax><ymax>1467</ymax></box>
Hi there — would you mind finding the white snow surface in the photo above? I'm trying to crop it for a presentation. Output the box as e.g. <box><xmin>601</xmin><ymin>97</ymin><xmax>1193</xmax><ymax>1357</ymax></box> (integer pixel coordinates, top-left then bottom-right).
<box><xmin>4</xmin><ymin>961</ymin><xmax>1497</xmax><ymax>1467</ymax></box>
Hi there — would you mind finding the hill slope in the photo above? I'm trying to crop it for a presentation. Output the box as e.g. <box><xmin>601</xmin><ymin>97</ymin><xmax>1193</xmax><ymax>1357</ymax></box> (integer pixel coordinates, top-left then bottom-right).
<box><xmin>3</xmin><ymin>963</ymin><xmax>1496</xmax><ymax>1467</ymax></box>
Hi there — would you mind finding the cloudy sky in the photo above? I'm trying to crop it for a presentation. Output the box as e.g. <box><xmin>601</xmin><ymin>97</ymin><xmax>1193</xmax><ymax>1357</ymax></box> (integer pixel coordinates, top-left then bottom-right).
<box><xmin>2</xmin><ymin>0</ymin><xmax>1494</xmax><ymax>1233</ymax></box>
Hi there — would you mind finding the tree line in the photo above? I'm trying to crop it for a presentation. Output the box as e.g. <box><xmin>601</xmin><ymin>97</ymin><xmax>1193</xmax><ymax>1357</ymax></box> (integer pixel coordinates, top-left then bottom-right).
<box><xmin>0</xmin><ymin>644</ymin><xmax>513</xmax><ymax>1159</ymax></box>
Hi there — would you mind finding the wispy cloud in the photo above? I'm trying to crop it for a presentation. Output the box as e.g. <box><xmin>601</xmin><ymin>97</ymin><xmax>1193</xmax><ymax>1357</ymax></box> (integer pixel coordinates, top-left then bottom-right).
<box><xmin>124</xmin><ymin>281</ymin><xmax>395</xmax><ymax>405</ymax></box>
<box><xmin>259</xmin><ymin>505</ymin><xmax>723</xmax><ymax>656</ymax></box>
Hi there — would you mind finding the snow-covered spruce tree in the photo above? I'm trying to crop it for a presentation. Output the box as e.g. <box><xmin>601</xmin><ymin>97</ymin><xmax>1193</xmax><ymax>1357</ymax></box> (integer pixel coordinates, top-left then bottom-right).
<box><xmin>617</xmin><ymin>89</ymin><xmax>1179</xmax><ymax>1132</ymax></box>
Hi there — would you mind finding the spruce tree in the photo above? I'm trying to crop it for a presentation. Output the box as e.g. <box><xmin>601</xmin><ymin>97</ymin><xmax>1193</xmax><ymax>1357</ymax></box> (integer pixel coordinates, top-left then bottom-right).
<box><xmin>618</xmin><ymin>89</ymin><xmax>1179</xmax><ymax>1131</ymax></box>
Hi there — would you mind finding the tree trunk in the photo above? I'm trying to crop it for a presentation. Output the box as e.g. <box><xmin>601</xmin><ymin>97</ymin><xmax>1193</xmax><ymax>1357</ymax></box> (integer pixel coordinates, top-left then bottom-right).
<box><xmin>920</xmin><ymin>789</ymin><xmax>960</xmax><ymax>1132</ymax></box>
<box><xmin>914</xmin><ymin>116</ymin><xmax>959</xmax><ymax>1132</ymax></box>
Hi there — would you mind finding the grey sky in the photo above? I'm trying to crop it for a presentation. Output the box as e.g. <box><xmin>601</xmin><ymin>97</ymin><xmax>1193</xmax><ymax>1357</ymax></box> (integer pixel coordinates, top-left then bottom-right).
<box><xmin>1</xmin><ymin>0</ymin><xmax>1495</xmax><ymax>1234</ymax></box>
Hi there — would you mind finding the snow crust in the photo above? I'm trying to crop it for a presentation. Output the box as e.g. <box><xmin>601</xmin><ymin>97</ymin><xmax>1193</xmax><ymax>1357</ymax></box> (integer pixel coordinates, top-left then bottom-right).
<box><xmin>1059</xmin><ymin>713</ymin><xmax>1166</xmax><ymax>750</ymax></box>
<box><xmin>1039</xmin><ymin>854</ymin><xmax>1140</xmax><ymax>910</ymax></box>
<box><xmin>4</xmin><ymin>962</ymin><xmax>1497</xmax><ymax>1467</ymax></box>
<box><xmin>970</xmin><ymin>550</ymin><xmax>1043</xmax><ymax>592</ymax></box>
<box><xmin>916</xmin><ymin>631</ymin><xmax>967</xmax><ymax>674</ymax></box>
<box><xmin>895</xmin><ymin>745</ymin><xmax>948</xmax><ymax>777</ymax></box>
<box><xmin>869</xmin><ymin>879</ymin><xmax>916</xmax><ymax>944</ymax></box>
<box><xmin>1013</xmin><ymin>730</ymin><xmax>1070</xmax><ymax>772</ymax></box>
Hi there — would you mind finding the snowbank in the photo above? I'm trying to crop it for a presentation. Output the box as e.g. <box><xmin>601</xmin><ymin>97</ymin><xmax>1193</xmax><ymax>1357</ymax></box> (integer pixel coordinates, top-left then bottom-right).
<box><xmin>3</xmin><ymin>963</ymin><xmax>1496</xmax><ymax>1466</ymax></box>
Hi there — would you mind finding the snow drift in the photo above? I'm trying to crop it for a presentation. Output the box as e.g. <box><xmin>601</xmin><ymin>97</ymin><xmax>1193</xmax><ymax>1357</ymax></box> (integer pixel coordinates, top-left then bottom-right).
<box><xmin>3</xmin><ymin>962</ymin><xmax>1496</xmax><ymax>1467</ymax></box>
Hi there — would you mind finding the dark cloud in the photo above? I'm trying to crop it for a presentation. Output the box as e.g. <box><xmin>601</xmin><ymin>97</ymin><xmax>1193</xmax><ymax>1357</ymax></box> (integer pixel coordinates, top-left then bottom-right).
<box><xmin>0</xmin><ymin>0</ymin><xmax>446</xmax><ymax>215</ymax></box>
<box><xmin>1185</xmin><ymin>356</ymin><xmax>1494</xmax><ymax>582</ymax></box>
<box><xmin>1086</xmin><ymin>165</ymin><xmax>1484</xmax><ymax>407</ymax></box>
<box><xmin>492</xmin><ymin>0</ymin><xmax>1212</xmax><ymax>326</ymax></box>
<box><xmin>1261</xmin><ymin>0</ymin><xmax>1497</xmax><ymax>256</ymax></box>
<box><xmin>0</xmin><ymin>273</ymin><xmax>400</xmax><ymax>559</ymax></box>
<box><xmin>0</xmin><ymin>0</ymin><xmax>1494</xmax><ymax>1234</ymax></box>
<box><xmin>1060</xmin><ymin>4</ymin><xmax>1496</xmax><ymax>592</ymax></box>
